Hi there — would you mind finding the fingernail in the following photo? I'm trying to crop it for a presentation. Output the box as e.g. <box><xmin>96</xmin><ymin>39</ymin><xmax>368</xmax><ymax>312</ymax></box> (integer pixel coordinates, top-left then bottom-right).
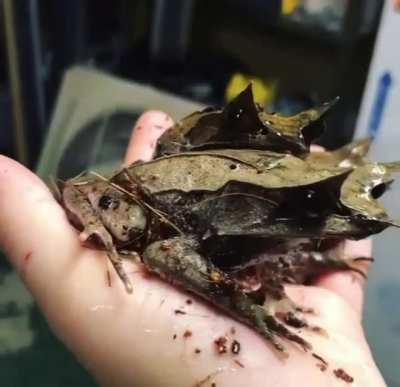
<box><xmin>124</xmin><ymin>111</ymin><xmax>173</xmax><ymax>164</ymax></box>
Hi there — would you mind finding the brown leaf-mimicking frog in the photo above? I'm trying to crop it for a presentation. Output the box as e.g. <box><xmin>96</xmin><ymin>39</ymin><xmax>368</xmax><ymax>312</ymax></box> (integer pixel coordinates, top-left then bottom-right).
<box><xmin>60</xmin><ymin>86</ymin><xmax>400</xmax><ymax>355</ymax></box>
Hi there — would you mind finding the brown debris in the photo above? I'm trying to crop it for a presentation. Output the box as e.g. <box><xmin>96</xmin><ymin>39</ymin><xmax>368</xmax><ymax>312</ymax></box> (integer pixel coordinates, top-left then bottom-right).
<box><xmin>231</xmin><ymin>340</ymin><xmax>241</xmax><ymax>355</ymax></box>
<box><xmin>106</xmin><ymin>270</ymin><xmax>112</xmax><ymax>287</ymax></box>
<box><xmin>333</xmin><ymin>368</ymin><xmax>354</xmax><ymax>383</ymax></box>
<box><xmin>214</xmin><ymin>336</ymin><xmax>228</xmax><ymax>354</ymax></box>
<box><xmin>317</xmin><ymin>363</ymin><xmax>327</xmax><ymax>372</ymax></box>
<box><xmin>186</xmin><ymin>299</ymin><xmax>193</xmax><ymax>305</ymax></box>
<box><xmin>194</xmin><ymin>348</ymin><xmax>202</xmax><ymax>354</ymax></box>
<box><xmin>230</xmin><ymin>327</ymin><xmax>236</xmax><ymax>335</ymax></box>
<box><xmin>312</xmin><ymin>353</ymin><xmax>328</xmax><ymax>366</ymax></box>
<box><xmin>173</xmin><ymin>334</ymin><xmax>177</xmax><ymax>340</ymax></box>
<box><xmin>174</xmin><ymin>309</ymin><xmax>186</xmax><ymax>315</ymax></box>
<box><xmin>234</xmin><ymin>359</ymin><xmax>245</xmax><ymax>368</ymax></box>
<box><xmin>183</xmin><ymin>330</ymin><xmax>193</xmax><ymax>339</ymax></box>
<box><xmin>311</xmin><ymin>326</ymin><xmax>326</xmax><ymax>334</ymax></box>
<box><xmin>194</xmin><ymin>371</ymin><xmax>219</xmax><ymax>387</ymax></box>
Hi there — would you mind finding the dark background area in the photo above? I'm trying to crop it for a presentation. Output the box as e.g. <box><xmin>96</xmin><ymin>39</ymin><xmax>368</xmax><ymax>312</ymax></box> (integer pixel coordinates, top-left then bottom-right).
<box><xmin>1</xmin><ymin>0</ymin><xmax>382</xmax><ymax>167</ymax></box>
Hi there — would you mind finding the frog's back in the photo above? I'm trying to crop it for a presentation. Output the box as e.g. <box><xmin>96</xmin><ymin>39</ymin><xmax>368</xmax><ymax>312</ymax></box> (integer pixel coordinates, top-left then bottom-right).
<box><xmin>122</xmin><ymin>149</ymin><xmax>350</xmax><ymax>194</ymax></box>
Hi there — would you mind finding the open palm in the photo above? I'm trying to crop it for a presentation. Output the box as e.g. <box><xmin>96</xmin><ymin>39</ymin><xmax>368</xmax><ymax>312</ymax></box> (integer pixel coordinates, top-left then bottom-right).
<box><xmin>0</xmin><ymin>111</ymin><xmax>386</xmax><ymax>387</ymax></box>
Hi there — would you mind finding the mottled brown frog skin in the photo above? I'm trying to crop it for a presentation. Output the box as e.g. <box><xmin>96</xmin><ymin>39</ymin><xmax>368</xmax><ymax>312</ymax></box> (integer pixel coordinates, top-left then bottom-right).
<box><xmin>62</xmin><ymin>177</ymin><xmax>318</xmax><ymax>353</ymax></box>
<box><xmin>61</xmin><ymin>150</ymin><xmax>388</xmax><ymax>354</ymax></box>
<box><xmin>60</xmin><ymin>87</ymin><xmax>399</xmax><ymax>354</ymax></box>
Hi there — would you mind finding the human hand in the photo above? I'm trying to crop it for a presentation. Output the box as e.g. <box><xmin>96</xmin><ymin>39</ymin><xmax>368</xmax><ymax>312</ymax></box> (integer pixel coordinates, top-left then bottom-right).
<box><xmin>0</xmin><ymin>111</ymin><xmax>387</xmax><ymax>387</ymax></box>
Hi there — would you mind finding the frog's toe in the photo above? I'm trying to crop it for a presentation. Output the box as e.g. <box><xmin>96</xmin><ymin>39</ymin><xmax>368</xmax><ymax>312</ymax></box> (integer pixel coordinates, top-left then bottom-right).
<box><xmin>275</xmin><ymin>310</ymin><xmax>308</xmax><ymax>328</ymax></box>
<box><xmin>331</xmin><ymin>257</ymin><xmax>371</xmax><ymax>279</ymax></box>
<box><xmin>266</xmin><ymin>296</ymin><xmax>325</xmax><ymax>337</ymax></box>
<box><xmin>107</xmin><ymin>252</ymin><xmax>134</xmax><ymax>293</ymax></box>
<box><xmin>325</xmin><ymin>256</ymin><xmax>373</xmax><ymax>279</ymax></box>
<box><xmin>252</xmin><ymin>305</ymin><xmax>312</xmax><ymax>353</ymax></box>
<box><xmin>274</xmin><ymin>310</ymin><xmax>327</xmax><ymax>336</ymax></box>
<box><xmin>270</xmin><ymin>296</ymin><xmax>315</xmax><ymax>315</ymax></box>
<box><xmin>294</xmin><ymin>305</ymin><xmax>315</xmax><ymax>314</ymax></box>
<box><xmin>348</xmin><ymin>256</ymin><xmax>374</xmax><ymax>279</ymax></box>
<box><xmin>251</xmin><ymin>305</ymin><xmax>287</xmax><ymax>354</ymax></box>
<box><xmin>311</xmin><ymin>253</ymin><xmax>374</xmax><ymax>279</ymax></box>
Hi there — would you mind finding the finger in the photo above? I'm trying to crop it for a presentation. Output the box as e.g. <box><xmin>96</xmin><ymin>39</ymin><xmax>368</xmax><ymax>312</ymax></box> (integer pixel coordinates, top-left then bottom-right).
<box><xmin>313</xmin><ymin>239</ymin><xmax>372</xmax><ymax>316</ymax></box>
<box><xmin>0</xmin><ymin>155</ymin><xmax>98</xmax><ymax>300</ymax></box>
<box><xmin>0</xmin><ymin>156</ymin><xmax>136</xmax><ymax>333</ymax></box>
<box><xmin>310</xmin><ymin>144</ymin><xmax>325</xmax><ymax>153</ymax></box>
<box><xmin>123</xmin><ymin>110</ymin><xmax>173</xmax><ymax>165</ymax></box>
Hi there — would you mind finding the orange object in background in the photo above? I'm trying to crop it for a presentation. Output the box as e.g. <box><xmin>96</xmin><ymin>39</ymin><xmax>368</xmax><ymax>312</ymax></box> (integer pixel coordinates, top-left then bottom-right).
<box><xmin>282</xmin><ymin>0</ymin><xmax>301</xmax><ymax>15</ymax></box>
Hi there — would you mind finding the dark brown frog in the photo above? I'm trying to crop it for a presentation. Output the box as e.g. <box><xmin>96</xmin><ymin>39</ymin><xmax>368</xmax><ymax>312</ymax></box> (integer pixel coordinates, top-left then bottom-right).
<box><xmin>60</xmin><ymin>86</ymin><xmax>400</xmax><ymax>355</ymax></box>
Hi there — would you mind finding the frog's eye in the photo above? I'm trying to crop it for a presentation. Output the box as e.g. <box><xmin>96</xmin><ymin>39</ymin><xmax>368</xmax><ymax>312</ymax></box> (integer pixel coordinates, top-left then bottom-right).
<box><xmin>98</xmin><ymin>195</ymin><xmax>119</xmax><ymax>210</ymax></box>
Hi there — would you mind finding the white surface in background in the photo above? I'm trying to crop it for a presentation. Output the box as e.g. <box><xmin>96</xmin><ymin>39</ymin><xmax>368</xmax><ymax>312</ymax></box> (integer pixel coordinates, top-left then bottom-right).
<box><xmin>37</xmin><ymin>66</ymin><xmax>204</xmax><ymax>179</ymax></box>
<box><xmin>355</xmin><ymin>1</ymin><xmax>400</xmax><ymax>385</ymax></box>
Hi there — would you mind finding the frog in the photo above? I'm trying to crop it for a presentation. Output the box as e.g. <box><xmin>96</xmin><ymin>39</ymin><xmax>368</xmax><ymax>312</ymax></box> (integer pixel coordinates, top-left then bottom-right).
<box><xmin>60</xmin><ymin>85</ymin><xmax>400</xmax><ymax>355</ymax></box>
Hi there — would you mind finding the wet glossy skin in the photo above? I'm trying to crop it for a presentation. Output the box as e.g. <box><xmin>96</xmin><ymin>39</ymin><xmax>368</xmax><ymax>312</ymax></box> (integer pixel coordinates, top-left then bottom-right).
<box><xmin>60</xmin><ymin>87</ymin><xmax>399</xmax><ymax>358</ymax></box>
<box><xmin>60</xmin><ymin>156</ymin><xmax>373</xmax><ymax>356</ymax></box>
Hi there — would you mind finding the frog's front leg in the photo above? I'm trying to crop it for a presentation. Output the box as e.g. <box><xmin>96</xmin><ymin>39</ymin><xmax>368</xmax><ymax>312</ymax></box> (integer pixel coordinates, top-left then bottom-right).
<box><xmin>63</xmin><ymin>184</ymin><xmax>133</xmax><ymax>293</ymax></box>
<box><xmin>143</xmin><ymin>237</ymin><xmax>311</xmax><ymax>354</ymax></box>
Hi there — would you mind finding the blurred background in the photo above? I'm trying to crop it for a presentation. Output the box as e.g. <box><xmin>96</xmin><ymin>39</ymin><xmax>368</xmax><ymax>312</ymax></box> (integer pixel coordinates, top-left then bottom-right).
<box><xmin>1</xmin><ymin>0</ymin><xmax>399</xmax><ymax>386</ymax></box>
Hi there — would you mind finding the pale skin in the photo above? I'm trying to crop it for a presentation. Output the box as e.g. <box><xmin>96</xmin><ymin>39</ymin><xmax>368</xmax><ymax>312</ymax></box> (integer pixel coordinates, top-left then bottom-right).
<box><xmin>0</xmin><ymin>111</ymin><xmax>387</xmax><ymax>387</ymax></box>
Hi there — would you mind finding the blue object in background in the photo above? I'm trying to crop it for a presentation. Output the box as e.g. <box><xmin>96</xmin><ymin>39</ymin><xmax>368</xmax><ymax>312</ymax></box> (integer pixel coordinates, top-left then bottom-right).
<box><xmin>367</xmin><ymin>71</ymin><xmax>393</xmax><ymax>138</ymax></box>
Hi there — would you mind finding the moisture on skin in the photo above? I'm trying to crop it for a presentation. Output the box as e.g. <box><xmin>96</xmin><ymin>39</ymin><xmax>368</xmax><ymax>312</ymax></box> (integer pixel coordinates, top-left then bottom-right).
<box><xmin>60</xmin><ymin>85</ymin><xmax>400</xmax><ymax>357</ymax></box>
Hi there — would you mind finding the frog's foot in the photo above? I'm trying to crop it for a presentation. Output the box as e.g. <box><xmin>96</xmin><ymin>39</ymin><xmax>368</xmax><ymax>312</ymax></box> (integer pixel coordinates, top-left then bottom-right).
<box><xmin>251</xmin><ymin>305</ymin><xmax>312</xmax><ymax>354</ymax></box>
<box><xmin>265</xmin><ymin>296</ymin><xmax>326</xmax><ymax>337</ymax></box>
<box><xmin>143</xmin><ymin>237</ymin><xmax>312</xmax><ymax>354</ymax></box>
<box><xmin>79</xmin><ymin>227</ymin><xmax>134</xmax><ymax>293</ymax></box>
<box><xmin>107</xmin><ymin>251</ymin><xmax>133</xmax><ymax>294</ymax></box>
<box><xmin>243</xmin><ymin>271</ymin><xmax>320</xmax><ymax>331</ymax></box>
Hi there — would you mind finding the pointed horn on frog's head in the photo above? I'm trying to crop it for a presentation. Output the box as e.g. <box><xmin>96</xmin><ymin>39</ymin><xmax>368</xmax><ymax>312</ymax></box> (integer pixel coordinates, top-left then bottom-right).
<box><xmin>381</xmin><ymin>161</ymin><xmax>400</xmax><ymax>173</ymax></box>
